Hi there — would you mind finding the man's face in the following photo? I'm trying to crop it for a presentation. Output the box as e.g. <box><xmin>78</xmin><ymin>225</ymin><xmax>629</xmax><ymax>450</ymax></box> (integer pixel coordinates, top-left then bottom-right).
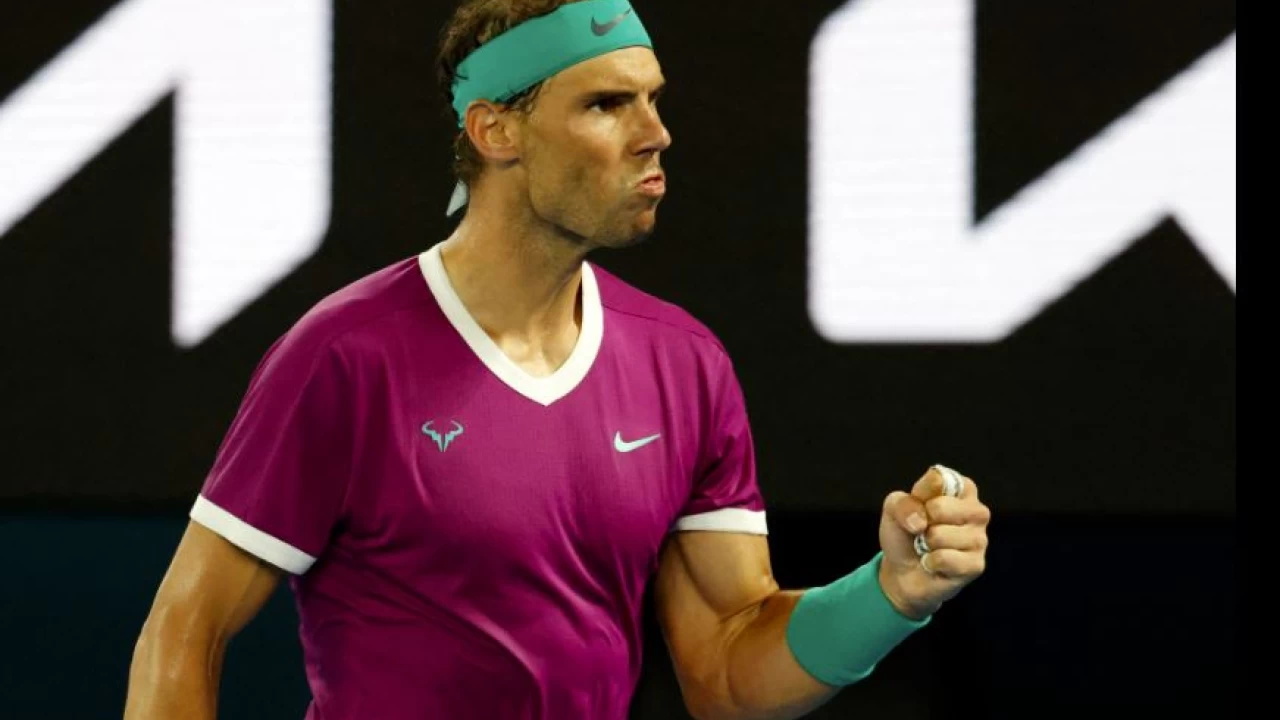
<box><xmin>515</xmin><ymin>47</ymin><xmax>671</xmax><ymax>249</ymax></box>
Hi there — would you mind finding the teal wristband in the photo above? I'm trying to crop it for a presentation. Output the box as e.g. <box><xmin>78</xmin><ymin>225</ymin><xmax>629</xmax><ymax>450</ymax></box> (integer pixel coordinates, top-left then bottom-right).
<box><xmin>785</xmin><ymin>551</ymin><xmax>932</xmax><ymax>686</ymax></box>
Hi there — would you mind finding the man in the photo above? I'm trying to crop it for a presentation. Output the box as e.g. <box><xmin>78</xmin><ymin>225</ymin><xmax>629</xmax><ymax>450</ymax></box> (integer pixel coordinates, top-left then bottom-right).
<box><xmin>125</xmin><ymin>1</ymin><xmax>991</xmax><ymax>718</ymax></box>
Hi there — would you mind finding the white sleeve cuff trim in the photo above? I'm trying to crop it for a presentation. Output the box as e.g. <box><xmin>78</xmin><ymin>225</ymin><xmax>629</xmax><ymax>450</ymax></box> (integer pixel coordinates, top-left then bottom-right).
<box><xmin>189</xmin><ymin>495</ymin><xmax>316</xmax><ymax>575</ymax></box>
<box><xmin>674</xmin><ymin>508</ymin><xmax>768</xmax><ymax>535</ymax></box>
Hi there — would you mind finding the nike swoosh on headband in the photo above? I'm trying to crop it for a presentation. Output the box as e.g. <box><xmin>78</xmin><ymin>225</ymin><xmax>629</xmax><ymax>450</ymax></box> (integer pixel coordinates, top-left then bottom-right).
<box><xmin>591</xmin><ymin>8</ymin><xmax>633</xmax><ymax>36</ymax></box>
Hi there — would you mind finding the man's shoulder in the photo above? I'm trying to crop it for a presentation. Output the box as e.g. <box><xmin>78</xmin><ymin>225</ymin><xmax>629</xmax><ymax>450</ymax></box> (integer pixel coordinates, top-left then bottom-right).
<box><xmin>589</xmin><ymin>261</ymin><xmax>727</xmax><ymax>356</ymax></box>
<box><xmin>275</xmin><ymin>255</ymin><xmax>430</xmax><ymax>356</ymax></box>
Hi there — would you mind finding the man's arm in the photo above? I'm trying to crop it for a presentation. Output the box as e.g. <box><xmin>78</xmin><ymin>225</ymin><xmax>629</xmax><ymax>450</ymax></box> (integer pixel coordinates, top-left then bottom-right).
<box><xmin>124</xmin><ymin>520</ymin><xmax>283</xmax><ymax>719</ymax></box>
<box><xmin>656</xmin><ymin>468</ymin><xmax>989</xmax><ymax>720</ymax></box>
<box><xmin>654</xmin><ymin>531</ymin><xmax>837</xmax><ymax>720</ymax></box>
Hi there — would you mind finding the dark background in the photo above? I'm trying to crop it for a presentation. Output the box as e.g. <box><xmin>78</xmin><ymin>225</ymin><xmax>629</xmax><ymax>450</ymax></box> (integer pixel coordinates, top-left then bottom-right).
<box><xmin>0</xmin><ymin>1</ymin><xmax>1235</xmax><ymax>718</ymax></box>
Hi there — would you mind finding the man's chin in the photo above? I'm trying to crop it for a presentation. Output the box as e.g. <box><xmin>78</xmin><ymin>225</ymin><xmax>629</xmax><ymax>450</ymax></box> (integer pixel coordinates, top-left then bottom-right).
<box><xmin>621</xmin><ymin>216</ymin><xmax>658</xmax><ymax>248</ymax></box>
<box><xmin>627</xmin><ymin>230</ymin><xmax>655</xmax><ymax>248</ymax></box>
<box><xmin>593</xmin><ymin>230</ymin><xmax>652</xmax><ymax>251</ymax></box>
<box><xmin>588</xmin><ymin>214</ymin><xmax>656</xmax><ymax>250</ymax></box>
<box><xmin>630</xmin><ymin>208</ymin><xmax>659</xmax><ymax>243</ymax></box>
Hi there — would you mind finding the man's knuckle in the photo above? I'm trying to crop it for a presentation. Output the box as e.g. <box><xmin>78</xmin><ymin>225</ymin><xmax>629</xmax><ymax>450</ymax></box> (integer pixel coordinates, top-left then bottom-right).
<box><xmin>976</xmin><ymin>503</ymin><xmax>992</xmax><ymax>524</ymax></box>
<box><xmin>970</xmin><ymin>554</ymin><xmax>986</xmax><ymax>576</ymax></box>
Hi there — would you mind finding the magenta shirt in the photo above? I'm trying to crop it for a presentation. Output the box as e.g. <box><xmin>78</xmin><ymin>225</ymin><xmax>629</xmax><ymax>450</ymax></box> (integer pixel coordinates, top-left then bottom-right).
<box><xmin>191</xmin><ymin>243</ymin><xmax>767</xmax><ymax>719</ymax></box>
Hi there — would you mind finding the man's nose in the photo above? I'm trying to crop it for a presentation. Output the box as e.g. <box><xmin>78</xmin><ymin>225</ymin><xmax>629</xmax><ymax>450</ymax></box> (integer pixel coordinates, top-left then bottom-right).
<box><xmin>636</xmin><ymin>104</ymin><xmax>672</xmax><ymax>155</ymax></box>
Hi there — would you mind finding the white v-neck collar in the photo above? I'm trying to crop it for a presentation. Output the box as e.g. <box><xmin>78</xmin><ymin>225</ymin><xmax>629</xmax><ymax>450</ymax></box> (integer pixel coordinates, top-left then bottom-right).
<box><xmin>418</xmin><ymin>243</ymin><xmax>603</xmax><ymax>407</ymax></box>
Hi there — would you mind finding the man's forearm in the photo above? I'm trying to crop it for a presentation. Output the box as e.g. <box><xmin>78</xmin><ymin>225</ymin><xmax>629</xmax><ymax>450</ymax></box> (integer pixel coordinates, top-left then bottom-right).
<box><xmin>706</xmin><ymin>557</ymin><xmax>930</xmax><ymax>720</ymax></box>
<box><xmin>124</xmin><ymin>617</ymin><xmax>222</xmax><ymax>719</ymax></box>
<box><xmin>708</xmin><ymin>590</ymin><xmax>841</xmax><ymax>720</ymax></box>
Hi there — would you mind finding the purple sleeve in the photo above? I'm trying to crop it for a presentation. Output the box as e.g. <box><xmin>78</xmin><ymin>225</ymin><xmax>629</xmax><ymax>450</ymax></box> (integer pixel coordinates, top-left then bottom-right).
<box><xmin>674</xmin><ymin>353</ymin><xmax>768</xmax><ymax>535</ymax></box>
<box><xmin>189</xmin><ymin>327</ymin><xmax>353</xmax><ymax>574</ymax></box>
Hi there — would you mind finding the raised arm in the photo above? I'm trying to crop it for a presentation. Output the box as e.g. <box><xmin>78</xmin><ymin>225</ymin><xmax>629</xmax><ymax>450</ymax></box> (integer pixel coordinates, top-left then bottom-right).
<box><xmin>656</xmin><ymin>467</ymin><xmax>990</xmax><ymax>720</ymax></box>
<box><xmin>124</xmin><ymin>520</ymin><xmax>283</xmax><ymax>719</ymax></box>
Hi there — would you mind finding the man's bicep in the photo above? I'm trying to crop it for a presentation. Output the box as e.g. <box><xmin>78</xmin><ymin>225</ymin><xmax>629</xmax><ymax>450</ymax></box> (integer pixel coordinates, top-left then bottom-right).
<box><xmin>655</xmin><ymin>531</ymin><xmax>779</xmax><ymax>674</ymax></box>
<box><xmin>147</xmin><ymin>520</ymin><xmax>283</xmax><ymax>643</ymax></box>
<box><xmin>660</xmin><ymin>531</ymin><xmax>778</xmax><ymax>618</ymax></box>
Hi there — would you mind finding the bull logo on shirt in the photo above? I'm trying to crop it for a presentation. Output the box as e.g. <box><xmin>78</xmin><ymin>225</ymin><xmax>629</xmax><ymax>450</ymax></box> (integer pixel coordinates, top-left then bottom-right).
<box><xmin>422</xmin><ymin>420</ymin><xmax>465</xmax><ymax>452</ymax></box>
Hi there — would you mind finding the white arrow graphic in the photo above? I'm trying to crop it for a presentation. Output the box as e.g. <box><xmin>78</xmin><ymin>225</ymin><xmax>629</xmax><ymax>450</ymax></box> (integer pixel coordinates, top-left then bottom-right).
<box><xmin>807</xmin><ymin>0</ymin><xmax>1235</xmax><ymax>343</ymax></box>
<box><xmin>0</xmin><ymin>0</ymin><xmax>331</xmax><ymax>347</ymax></box>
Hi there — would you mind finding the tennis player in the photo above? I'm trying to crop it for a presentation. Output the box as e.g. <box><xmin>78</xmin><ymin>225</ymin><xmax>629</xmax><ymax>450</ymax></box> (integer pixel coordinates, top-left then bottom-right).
<box><xmin>125</xmin><ymin>2</ymin><xmax>991</xmax><ymax>718</ymax></box>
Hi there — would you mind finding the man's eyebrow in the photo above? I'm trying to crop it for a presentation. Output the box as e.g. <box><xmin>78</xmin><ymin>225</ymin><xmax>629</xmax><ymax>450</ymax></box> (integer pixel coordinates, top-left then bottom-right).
<box><xmin>580</xmin><ymin>80</ymin><xmax>667</xmax><ymax>102</ymax></box>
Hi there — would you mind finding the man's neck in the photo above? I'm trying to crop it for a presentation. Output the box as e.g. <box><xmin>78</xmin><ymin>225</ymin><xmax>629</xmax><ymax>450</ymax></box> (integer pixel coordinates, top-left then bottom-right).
<box><xmin>436</xmin><ymin>198</ymin><xmax>588</xmax><ymax>376</ymax></box>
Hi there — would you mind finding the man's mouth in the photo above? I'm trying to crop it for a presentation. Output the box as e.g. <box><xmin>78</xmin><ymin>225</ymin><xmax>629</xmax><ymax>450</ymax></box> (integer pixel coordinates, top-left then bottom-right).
<box><xmin>638</xmin><ymin>171</ymin><xmax>666</xmax><ymax>196</ymax></box>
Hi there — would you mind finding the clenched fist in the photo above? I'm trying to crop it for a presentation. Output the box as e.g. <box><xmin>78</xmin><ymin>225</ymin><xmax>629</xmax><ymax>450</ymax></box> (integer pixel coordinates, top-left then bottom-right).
<box><xmin>877</xmin><ymin>465</ymin><xmax>990</xmax><ymax>620</ymax></box>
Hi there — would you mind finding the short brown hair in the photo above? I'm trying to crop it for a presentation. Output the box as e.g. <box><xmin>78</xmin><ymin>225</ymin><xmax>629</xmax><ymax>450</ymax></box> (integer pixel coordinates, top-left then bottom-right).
<box><xmin>436</xmin><ymin>0</ymin><xmax>589</xmax><ymax>187</ymax></box>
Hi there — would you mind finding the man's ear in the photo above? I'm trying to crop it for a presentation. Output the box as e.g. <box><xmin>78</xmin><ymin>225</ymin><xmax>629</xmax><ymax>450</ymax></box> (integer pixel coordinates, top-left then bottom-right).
<box><xmin>463</xmin><ymin>101</ymin><xmax>521</xmax><ymax>165</ymax></box>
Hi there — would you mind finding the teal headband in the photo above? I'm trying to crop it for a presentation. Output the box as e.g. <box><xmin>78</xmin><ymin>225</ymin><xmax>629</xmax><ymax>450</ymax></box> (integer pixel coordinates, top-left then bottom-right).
<box><xmin>450</xmin><ymin>0</ymin><xmax>654</xmax><ymax>127</ymax></box>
